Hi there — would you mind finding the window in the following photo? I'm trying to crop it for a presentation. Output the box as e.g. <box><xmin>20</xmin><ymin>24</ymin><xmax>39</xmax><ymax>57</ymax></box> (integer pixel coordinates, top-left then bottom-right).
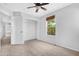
<box><xmin>46</xmin><ymin>15</ymin><xmax>56</xmax><ymax>35</ymax></box>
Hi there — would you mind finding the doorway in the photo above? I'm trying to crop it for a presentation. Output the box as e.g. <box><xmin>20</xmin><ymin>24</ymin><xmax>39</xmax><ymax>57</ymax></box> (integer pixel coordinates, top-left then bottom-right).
<box><xmin>1</xmin><ymin>21</ymin><xmax>11</xmax><ymax>46</ymax></box>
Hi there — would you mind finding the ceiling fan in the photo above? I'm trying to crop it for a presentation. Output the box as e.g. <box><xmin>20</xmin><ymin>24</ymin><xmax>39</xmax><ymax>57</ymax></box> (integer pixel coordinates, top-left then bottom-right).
<box><xmin>27</xmin><ymin>3</ymin><xmax>49</xmax><ymax>12</ymax></box>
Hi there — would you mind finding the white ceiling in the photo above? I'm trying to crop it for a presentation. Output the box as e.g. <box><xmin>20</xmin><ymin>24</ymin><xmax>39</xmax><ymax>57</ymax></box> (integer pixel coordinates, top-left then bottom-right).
<box><xmin>0</xmin><ymin>3</ymin><xmax>71</xmax><ymax>18</ymax></box>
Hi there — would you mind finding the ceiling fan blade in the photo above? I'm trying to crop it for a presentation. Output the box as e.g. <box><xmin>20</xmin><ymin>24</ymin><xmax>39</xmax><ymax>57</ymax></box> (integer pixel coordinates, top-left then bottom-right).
<box><xmin>40</xmin><ymin>3</ymin><xmax>49</xmax><ymax>6</ymax></box>
<box><xmin>27</xmin><ymin>6</ymin><xmax>36</xmax><ymax>8</ymax></box>
<box><xmin>41</xmin><ymin>7</ymin><xmax>47</xmax><ymax>10</ymax></box>
<box><xmin>35</xmin><ymin>8</ymin><xmax>39</xmax><ymax>12</ymax></box>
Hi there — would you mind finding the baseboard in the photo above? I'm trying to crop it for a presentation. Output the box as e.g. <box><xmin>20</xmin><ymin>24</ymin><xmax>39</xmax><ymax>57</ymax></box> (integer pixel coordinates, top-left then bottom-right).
<box><xmin>37</xmin><ymin>39</ymin><xmax>79</xmax><ymax>52</ymax></box>
<box><xmin>54</xmin><ymin>42</ymin><xmax>79</xmax><ymax>52</ymax></box>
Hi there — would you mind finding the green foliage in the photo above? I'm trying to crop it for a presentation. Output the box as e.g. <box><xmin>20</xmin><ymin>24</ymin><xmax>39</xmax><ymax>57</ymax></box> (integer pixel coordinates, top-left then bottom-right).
<box><xmin>47</xmin><ymin>19</ymin><xmax>56</xmax><ymax>35</ymax></box>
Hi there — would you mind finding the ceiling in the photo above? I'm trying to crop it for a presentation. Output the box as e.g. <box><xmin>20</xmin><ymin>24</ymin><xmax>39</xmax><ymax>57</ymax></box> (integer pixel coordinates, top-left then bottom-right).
<box><xmin>0</xmin><ymin>3</ymin><xmax>71</xmax><ymax>18</ymax></box>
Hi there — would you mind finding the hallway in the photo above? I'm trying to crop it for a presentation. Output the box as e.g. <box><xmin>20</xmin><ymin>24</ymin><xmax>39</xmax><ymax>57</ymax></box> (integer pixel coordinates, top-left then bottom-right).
<box><xmin>0</xmin><ymin>39</ymin><xmax>79</xmax><ymax>56</ymax></box>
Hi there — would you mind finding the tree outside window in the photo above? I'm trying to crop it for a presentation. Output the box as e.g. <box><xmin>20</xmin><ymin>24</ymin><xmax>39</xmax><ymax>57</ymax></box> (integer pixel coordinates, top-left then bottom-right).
<box><xmin>46</xmin><ymin>15</ymin><xmax>56</xmax><ymax>35</ymax></box>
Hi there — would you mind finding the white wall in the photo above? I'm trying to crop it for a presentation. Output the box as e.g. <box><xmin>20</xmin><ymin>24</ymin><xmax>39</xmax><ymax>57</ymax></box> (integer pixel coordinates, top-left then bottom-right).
<box><xmin>5</xmin><ymin>23</ymin><xmax>11</xmax><ymax>36</ymax></box>
<box><xmin>38</xmin><ymin>3</ymin><xmax>79</xmax><ymax>51</ymax></box>
<box><xmin>55</xmin><ymin>4</ymin><xmax>79</xmax><ymax>51</ymax></box>
<box><xmin>11</xmin><ymin>12</ymin><xmax>24</xmax><ymax>44</ymax></box>
<box><xmin>0</xmin><ymin>12</ymin><xmax>10</xmax><ymax>39</ymax></box>
<box><xmin>11</xmin><ymin>12</ymin><xmax>38</xmax><ymax>44</ymax></box>
<box><xmin>0</xmin><ymin>13</ymin><xmax>3</xmax><ymax>39</ymax></box>
<box><xmin>23</xmin><ymin>19</ymin><xmax>37</xmax><ymax>41</ymax></box>
<box><xmin>22</xmin><ymin>13</ymin><xmax>38</xmax><ymax>41</ymax></box>
<box><xmin>37</xmin><ymin>17</ymin><xmax>56</xmax><ymax>43</ymax></box>
<box><xmin>0</xmin><ymin>11</ymin><xmax>10</xmax><ymax>47</ymax></box>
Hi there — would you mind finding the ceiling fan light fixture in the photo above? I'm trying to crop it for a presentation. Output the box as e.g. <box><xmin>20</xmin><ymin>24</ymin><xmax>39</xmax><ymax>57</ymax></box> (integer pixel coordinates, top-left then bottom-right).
<box><xmin>27</xmin><ymin>3</ymin><xmax>49</xmax><ymax>12</ymax></box>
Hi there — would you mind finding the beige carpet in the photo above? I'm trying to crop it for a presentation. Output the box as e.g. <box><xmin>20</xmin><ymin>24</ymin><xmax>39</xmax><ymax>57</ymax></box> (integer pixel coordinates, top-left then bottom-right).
<box><xmin>0</xmin><ymin>39</ymin><xmax>79</xmax><ymax>56</ymax></box>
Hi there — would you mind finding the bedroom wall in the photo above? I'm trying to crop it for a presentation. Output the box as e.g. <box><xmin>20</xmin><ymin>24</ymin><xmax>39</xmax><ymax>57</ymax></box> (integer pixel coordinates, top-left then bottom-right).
<box><xmin>0</xmin><ymin>12</ymin><xmax>10</xmax><ymax>39</ymax></box>
<box><xmin>37</xmin><ymin>17</ymin><xmax>56</xmax><ymax>43</ymax></box>
<box><xmin>5</xmin><ymin>22</ymin><xmax>11</xmax><ymax>36</ymax></box>
<box><xmin>55</xmin><ymin>3</ymin><xmax>79</xmax><ymax>51</ymax></box>
<box><xmin>0</xmin><ymin>11</ymin><xmax>10</xmax><ymax>47</ymax></box>
<box><xmin>38</xmin><ymin>3</ymin><xmax>79</xmax><ymax>51</ymax></box>
<box><xmin>11</xmin><ymin>12</ymin><xmax>38</xmax><ymax>44</ymax></box>
<box><xmin>22</xmin><ymin>13</ymin><xmax>37</xmax><ymax>42</ymax></box>
<box><xmin>23</xmin><ymin>19</ymin><xmax>37</xmax><ymax>41</ymax></box>
<box><xmin>11</xmin><ymin>11</ymin><xmax>24</xmax><ymax>44</ymax></box>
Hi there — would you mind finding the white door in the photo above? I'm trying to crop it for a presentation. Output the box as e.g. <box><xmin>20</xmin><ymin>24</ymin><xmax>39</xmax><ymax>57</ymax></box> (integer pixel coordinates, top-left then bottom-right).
<box><xmin>23</xmin><ymin>20</ymin><xmax>37</xmax><ymax>41</ymax></box>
